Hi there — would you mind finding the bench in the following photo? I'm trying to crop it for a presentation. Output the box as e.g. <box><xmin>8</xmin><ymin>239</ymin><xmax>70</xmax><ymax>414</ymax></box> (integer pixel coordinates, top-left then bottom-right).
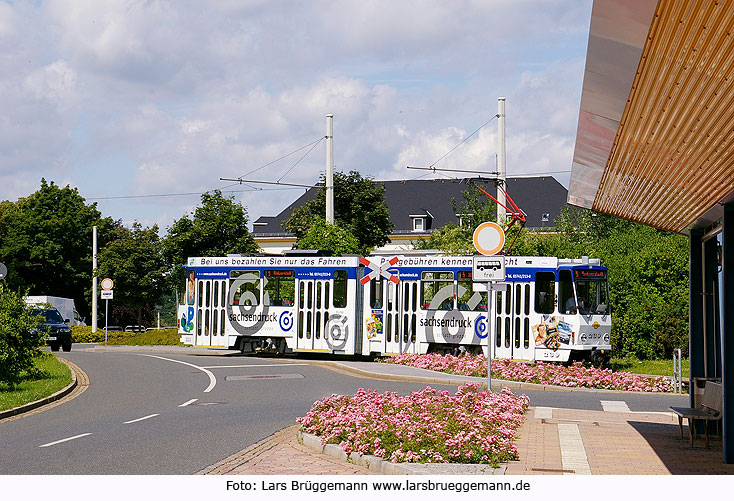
<box><xmin>670</xmin><ymin>381</ymin><xmax>723</xmax><ymax>448</ymax></box>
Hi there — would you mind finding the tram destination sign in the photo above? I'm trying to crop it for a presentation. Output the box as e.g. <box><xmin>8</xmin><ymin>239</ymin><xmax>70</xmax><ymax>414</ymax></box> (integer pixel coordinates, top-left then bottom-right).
<box><xmin>472</xmin><ymin>255</ymin><xmax>505</xmax><ymax>282</ymax></box>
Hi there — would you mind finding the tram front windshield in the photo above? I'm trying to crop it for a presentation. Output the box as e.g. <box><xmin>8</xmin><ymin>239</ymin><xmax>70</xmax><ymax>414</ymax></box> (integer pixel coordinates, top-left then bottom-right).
<box><xmin>573</xmin><ymin>269</ymin><xmax>609</xmax><ymax>315</ymax></box>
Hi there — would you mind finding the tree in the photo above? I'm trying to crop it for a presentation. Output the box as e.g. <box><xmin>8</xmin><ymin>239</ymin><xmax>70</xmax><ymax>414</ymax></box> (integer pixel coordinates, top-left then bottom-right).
<box><xmin>0</xmin><ymin>282</ymin><xmax>45</xmax><ymax>388</ymax></box>
<box><xmin>163</xmin><ymin>190</ymin><xmax>259</xmax><ymax>267</ymax></box>
<box><xmin>518</xmin><ymin>206</ymin><xmax>689</xmax><ymax>359</ymax></box>
<box><xmin>97</xmin><ymin>222</ymin><xmax>168</xmax><ymax>325</ymax></box>
<box><xmin>0</xmin><ymin>179</ymin><xmax>115</xmax><ymax>319</ymax></box>
<box><xmin>296</xmin><ymin>217</ymin><xmax>361</xmax><ymax>255</ymax></box>
<box><xmin>283</xmin><ymin>171</ymin><xmax>392</xmax><ymax>255</ymax></box>
<box><xmin>415</xmin><ymin>181</ymin><xmax>500</xmax><ymax>254</ymax></box>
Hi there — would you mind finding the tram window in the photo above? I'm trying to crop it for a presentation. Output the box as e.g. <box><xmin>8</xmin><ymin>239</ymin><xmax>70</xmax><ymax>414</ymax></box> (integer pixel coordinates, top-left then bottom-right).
<box><xmin>524</xmin><ymin>318</ymin><xmax>530</xmax><ymax>348</ymax></box>
<box><xmin>387</xmin><ymin>283</ymin><xmax>394</xmax><ymax>310</ymax></box>
<box><xmin>495</xmin><ymin>317</ymin><xmax>501</xmax><ymax>347</ymax></box>
<box><xmin>333</xmin><ymin>270</ymin><xmax>348</xmax><ymax>308</ymax></box>
<box><xmin>299</xmin><ymin>282</ymin><xmax>305</xmax><ymax>308</ymax></box>
<box><xmin>514</xmin><ymin>317</ymin><xmax>520</xmax><ymax>348</ymax></box>
<box><xmin>411</xmin><ymin>315</ymin><xmax>416</xmax><ymax>343</ymax></box>
<box><xmin>298</xmin><ymin>311</ymin><xmax>303</xmax><ymax>338</ymax></box>
<box><xmin>264</xmin><ymin>270</ymin><xmax>295</xmax><ymax>306</ymax></box>
<box><xmin>370</xmin><ymin>277</ymin><xmax>384</xmax><ymax>308</ymax></box>
<box><xmin>458</xmin><ymin>271</ymin><xmax>487</xmax><ymax>311</ymax></box>
<box><xmin>315</xmin><ymin>311</ymin><xmax>321</xmax><ymax>339</ymax></box>
<box><xmin>307</xmin><ymin>282</ymin><xmax>313</xmax><ymax>309</ymax></box>
<box><xmin>421</xmin><ymin>271</ymin><xmax>454</xmax><ymax>310</ymax></box>
<box><xmin>316</xmin><ymin>282</ymin><xmax>322</xmax><ymax>308</ymax></box>
<box><xmin>515</xmin><ymin>284</ymin><xmax>521</xmax><ymax>315</ymax></box>
<box><xmin>524</xmin><ymin>285</ymin><xmax>530</xmax><ymax>315</ymax></box>
<box><xmin>505</xmin><ymin>285</ymin><xmax>511</xmax><ymax>315</ymax></box>
<box><xmin>198</xmin><ymin>281</ymin><xmax>203</xmax><ymax>308</ymax></box>
<box><xmin>573</xmin><ymin>270</ymin><xmax>609</xmax><ymax>315</ymax></box>
<box><xmin>535</xmin><ymin>272</ymin><xmax>555</xmax><ymax>314</ymax></box>
<box><xmin>386</xmin><ymin>314</ymin><xmax>392</xmax><ymax>342</ymax></box>
<box><xmin>220</xmin><ymin>310</ymin><xmax>225</xmax><ymax>335</ymax></box>
<box><xmin>204</xmin><ymin>310</ymin><xmax>210</xmax><ymax>335</ymax></box>
<box><xmin>213</xmin><ymin>310</ymin><xmax>218</xmax><ymax>335</ymax></box>
<box><xmin>559</xmin><ymin>270</ymin><xmax>575</xmax><ymax>314</ymax></box>
<box><xmin>411</xmin><ymin>283</ymin><xmax>418</xmax><ymax>311</ymax></box>
<box><xmin>221</xmin><ymin>281</ymin><xmax>226</xmax><ymax>308</ymax></box>
<box><xmin>504</xmin><ymin>317</ymin><xmax>511</xmax><ymax>347</ymax></box>
<box><xmin>213</xmin><ymin>282</ymin><xmax>219</xmax><ymax>308</ymax></box>
<box><xmin>230</xmin><ymin>270</ymin><xmax>260</xmax><ymax>306</ymax></box>
<box><xmin>325</xmin><ymin>283</ymin><xmax>330</xmax><ymax>308</ymax></box>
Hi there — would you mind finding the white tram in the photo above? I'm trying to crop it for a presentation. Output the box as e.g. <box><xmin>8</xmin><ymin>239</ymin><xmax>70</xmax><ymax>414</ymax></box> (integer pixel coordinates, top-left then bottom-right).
<box><xmin>178</xmin><ymin>253</ymin><xmax>612</xmax><ymax>363</ymax></box>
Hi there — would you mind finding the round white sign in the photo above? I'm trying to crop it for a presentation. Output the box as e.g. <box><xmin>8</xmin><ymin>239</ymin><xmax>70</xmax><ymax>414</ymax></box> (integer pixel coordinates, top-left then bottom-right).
<box><xmin>473</xmin><ymin>222</ymin><xmax>505</xmax><ymax>256</ymax></box>
<box><xmin>101</xmin><ymin>278</ymin><xmax>114</xmax><ymax>290</ymax></box>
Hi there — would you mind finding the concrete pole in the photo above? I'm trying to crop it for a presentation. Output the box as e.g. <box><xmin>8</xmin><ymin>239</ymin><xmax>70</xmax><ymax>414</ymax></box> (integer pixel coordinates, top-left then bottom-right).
<box><xmin>497</xmin><ymin>97</ymin><xmax>507</xmax><ymax>225</ymax></box>
<box><xmin>92</xmin><ymin>225</ymin><xmax>98</xmax><ymax>332</ymax></box>
<box><xmin>326</xmin><ymin>114</ymin><xmax>334</xmax><ymax>224</ymax></box>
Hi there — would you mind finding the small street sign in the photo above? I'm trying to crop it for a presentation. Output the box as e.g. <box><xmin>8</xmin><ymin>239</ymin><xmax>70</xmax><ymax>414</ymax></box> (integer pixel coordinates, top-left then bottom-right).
<box><xmin>472</xmin><ymin>255</ymin><xmax>506</xmax><ymax>282</ymax></box>
<box><xmin>101</xmin><ymin>289</ymin><xmax>114</xmax><ymax>300</ymax></box>
<box><xmin>473</xmin><ymin>221</ymin><xmax>505</xmax><ymax>256</ymax></box>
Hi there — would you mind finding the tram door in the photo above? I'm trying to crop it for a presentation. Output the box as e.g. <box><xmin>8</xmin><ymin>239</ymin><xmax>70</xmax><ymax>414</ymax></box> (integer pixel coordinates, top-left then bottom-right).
<box><xmin>382</xmin><ymin>279</ymin><xmax>418</xmax><ymax>354</ymax></box>
<box><xmin>195</xmin><ymin>278</ymin><xmax>227</xmax><ymax>348</ymax></box>
<box><xmin>296</xmin><ymin>279</ymin><xmax>331</xmax><ymax>351</ymax></box>
<box><xmin>493</xmin><ymin>282</ymin><xmax>533</xmax><ymax>360</ymax></box>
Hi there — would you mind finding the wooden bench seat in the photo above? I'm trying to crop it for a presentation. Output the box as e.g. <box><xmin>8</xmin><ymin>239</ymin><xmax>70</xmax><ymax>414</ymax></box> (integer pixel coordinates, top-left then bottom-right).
<box><xmin>670</xmin><ymin>381</ymin><xmax>722</xmax><ymax>448</ymax></box>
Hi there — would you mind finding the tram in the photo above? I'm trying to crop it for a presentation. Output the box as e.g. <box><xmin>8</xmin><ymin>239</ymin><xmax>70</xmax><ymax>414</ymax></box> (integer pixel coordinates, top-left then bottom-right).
<box><xmin>177</xmin><ymin>253</ymin><xmax>611</xmax><ymax>363</ymax></box>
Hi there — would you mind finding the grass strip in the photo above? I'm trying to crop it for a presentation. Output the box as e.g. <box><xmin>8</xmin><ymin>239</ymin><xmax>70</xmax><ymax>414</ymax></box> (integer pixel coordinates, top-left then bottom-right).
<box><xmin>0</xmin><ymin>354</ymin><xmax>73</xmax><ymax>412</ymax></box>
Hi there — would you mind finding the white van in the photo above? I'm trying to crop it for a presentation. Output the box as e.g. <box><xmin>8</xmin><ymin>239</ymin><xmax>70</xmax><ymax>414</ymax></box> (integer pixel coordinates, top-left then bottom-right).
<box><xmin>24</xmin><ymin>296</ymin><xmax>86</xmax><ymax>326</ymax></box>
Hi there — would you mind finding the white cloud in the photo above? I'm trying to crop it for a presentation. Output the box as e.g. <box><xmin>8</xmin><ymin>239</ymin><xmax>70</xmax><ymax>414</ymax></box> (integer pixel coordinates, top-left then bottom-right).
<box><xmin>0</xmin><ymin>0</ymin><xmax>592</xmax><ymax>229</ymax></box>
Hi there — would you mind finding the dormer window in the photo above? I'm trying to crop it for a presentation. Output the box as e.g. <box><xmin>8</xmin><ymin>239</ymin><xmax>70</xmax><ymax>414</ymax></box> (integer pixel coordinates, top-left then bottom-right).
<box><xmin>456</xmin><ymin>213</ymin><xmax>474</xmax><ymax>227</ymax></box>
<box><xmin>412</xmin><ymin>217</ymin><xmax>425</xmax><ymax>232</ymax></box>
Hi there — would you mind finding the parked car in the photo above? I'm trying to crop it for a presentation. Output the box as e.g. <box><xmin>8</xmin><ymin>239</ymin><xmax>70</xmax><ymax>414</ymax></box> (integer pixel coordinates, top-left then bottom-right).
<box><xmin>32</xmin><ymin>308</ymin><xmax>73</xmax><ymax>352</ymax></box>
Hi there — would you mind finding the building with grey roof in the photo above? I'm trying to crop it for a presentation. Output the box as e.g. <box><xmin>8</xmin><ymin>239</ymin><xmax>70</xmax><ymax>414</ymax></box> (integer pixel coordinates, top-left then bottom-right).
<box><xmin>252</xmin><ymin>176</ymin><xmax>568</xmax><ymax>253</ymax></box>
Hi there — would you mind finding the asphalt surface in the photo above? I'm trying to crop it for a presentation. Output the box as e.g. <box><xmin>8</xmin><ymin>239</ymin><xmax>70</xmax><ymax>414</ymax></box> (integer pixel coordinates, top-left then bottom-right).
<box><xmin>0</xmin><ymin>345</ymin><xmax>688</xmax><ymax>474</ymax></box>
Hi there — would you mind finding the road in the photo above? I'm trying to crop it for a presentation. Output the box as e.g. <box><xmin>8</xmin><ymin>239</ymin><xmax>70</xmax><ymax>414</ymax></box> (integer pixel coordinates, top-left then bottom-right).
<box><xmin>0</xmin><ymin>347</ymin><xmax>687</xmax><ymax>474</ymax></box>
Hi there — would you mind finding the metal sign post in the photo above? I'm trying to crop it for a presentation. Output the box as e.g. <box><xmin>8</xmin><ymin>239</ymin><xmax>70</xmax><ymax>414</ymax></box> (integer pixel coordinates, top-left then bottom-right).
<box><xmin>473</xmin><ymin>254</ymin><xmax>506</xmax><ymax>392</ymax></box>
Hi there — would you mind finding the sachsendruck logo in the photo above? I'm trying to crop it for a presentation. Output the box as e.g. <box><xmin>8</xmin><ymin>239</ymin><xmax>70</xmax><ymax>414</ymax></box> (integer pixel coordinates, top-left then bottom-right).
<box><xmin>420</xmin><ymin>317</ymin><xmax>472</xmax><ymax>328</ymax></box>
<box><xmin>423</xmin><ymin>283</ymin><xmax>483</xmax><ymax>344</ymax></box>
<box><xmin>229</xmin><ymin>312</ymin><xmax>278</xmax><ymax>323</ymax></box>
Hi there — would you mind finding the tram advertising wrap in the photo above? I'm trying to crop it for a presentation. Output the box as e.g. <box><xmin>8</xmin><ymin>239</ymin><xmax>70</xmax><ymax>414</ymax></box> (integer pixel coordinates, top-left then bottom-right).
<box><xmin>178</xmin><ymin>254</ymin><xmax>611</xmax><ymax>363</ymax></box>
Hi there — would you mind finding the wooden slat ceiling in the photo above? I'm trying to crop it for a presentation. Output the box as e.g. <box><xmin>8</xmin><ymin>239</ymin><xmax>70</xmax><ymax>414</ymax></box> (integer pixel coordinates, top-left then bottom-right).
<box><xmin>574</xmin><ymin>0</ymin><xmax>734</xmax><ymax>233</ymax></box>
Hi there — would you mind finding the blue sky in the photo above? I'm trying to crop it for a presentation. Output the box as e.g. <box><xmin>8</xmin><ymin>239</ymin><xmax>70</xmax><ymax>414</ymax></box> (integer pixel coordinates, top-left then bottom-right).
<box><xmin>0</xmin><ymin>0</ymin><xmax>592</xmax><ymax>232</ymax></box>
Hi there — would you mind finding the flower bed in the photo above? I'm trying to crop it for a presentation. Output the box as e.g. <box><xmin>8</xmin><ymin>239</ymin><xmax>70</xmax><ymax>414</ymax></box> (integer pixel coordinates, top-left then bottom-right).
<box><xmin>383</xmin><ymin>353</ymin><xmax>672</xmax><ymax>392</ymax></box>
<box><xmin>297</xmin><ymin>383</ymin><xmax>528</xmax><ymax>466</ymax></box>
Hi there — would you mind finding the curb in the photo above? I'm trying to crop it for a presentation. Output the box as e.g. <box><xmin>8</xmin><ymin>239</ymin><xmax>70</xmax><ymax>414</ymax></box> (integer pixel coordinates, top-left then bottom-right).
<box><xmin>297</xmin><ymin>430</ymin><xmax>505</xmax><ymax>475</ymax></box>
<box><xmin>0</xmin><ymin>356</ymin><xmax>78</xmax><ymax>420</ymax></box>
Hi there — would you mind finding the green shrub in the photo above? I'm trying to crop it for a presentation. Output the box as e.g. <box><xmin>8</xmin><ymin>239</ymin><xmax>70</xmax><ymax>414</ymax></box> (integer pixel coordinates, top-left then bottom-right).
<box><xmin>0</xmin><ymin>283</ymin><xmax>45</xmax><ymax>388</ymax></box>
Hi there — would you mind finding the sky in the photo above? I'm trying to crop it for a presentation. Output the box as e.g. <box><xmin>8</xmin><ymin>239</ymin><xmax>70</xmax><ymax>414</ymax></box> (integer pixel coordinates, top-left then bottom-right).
<box><xmin>0</xmin><ymin>0</ymin><xmax>593</xmax><ymax>233</ymax></box>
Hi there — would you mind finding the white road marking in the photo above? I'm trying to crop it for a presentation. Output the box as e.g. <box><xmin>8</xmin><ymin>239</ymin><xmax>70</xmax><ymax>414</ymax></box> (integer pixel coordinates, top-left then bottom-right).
<box><xmin>179</xmin><ymin>398</ymin><xmax>198</xmax><ymax>407</ymax></box>
<box><xmin>558</xmin><ymin>423</ymin><xmax>591</xmax><ymax>475</ymax></box>
<box><xmin>39</xmin><ymin>433</ymin><xmax>92</xmax><ymax>448</ymax></box>
<box><xmin>124</xmin><ymin>414</ymin><xmax>159</xmax><ymax>424</ymax></box>
<box><xmin>141</xmin><ymin>355</ymin><xmax>217</xmax><ymax>392</ymax></box>
<box><xmin>534</xmin><ymin>407</ymin><xmax>554</xmax><ymax>419</ymax></box>
<box><xmin>601</xmin><ymin>400</ymin><xmax>631</xmax><ymax>412</ymax></box>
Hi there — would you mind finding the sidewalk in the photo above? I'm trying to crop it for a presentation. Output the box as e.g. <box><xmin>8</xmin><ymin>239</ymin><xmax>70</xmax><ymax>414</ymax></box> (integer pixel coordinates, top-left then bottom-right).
<box><xmin>198</xmin><ymin>359</ymin><xmax>734</xmax><ymax>475</ymax></box>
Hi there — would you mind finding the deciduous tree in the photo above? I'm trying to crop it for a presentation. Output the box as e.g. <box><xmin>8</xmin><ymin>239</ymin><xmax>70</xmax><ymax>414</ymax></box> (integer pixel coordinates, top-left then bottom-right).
<box><xmin>283</xmin><ymin>171</ymin><xmax>392</xmax><ymax>255</ymax></box>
